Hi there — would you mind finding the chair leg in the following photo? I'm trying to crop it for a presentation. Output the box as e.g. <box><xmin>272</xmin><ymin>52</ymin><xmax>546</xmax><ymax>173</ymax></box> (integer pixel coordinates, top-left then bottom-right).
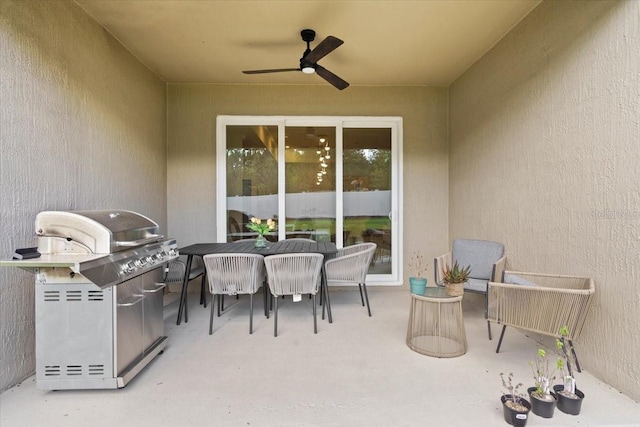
<box><xmin>358</xmin><ymin>284</ymin><xmax>365</xmax><ymax>306</ymax></box>
<box><xmin>313</xmin><ymin>294</ymin><xmax>317</xmax><ymax>334</ymax></box>
<box><xmin>217</xmin><ymin>294</ymin><xmax>222</xmax><ymax>317</ymax></box>
<box><xmin>362</xmin><ymin>283</ymin><xmax>372</xmax><ymax>317</ymax></box>
<box><xmin>496</xmin><ymin>325</ymin><xmax>507</xmax><ymax>353</ymax></box>
<box><xmin>484</xmin><ymin>293</ymin><xmax>491</xmax><ymax>340</ymax></box>
<box><xmin>184</xmin><ymin>286</ymin><xmax>189</xmax><ymax>323</ymax></box>
<box><xmin>322</xmin><ymin>273</ymin><xmax>333</xmax><ymax>324</ymax></box>
<box><xmin>263</xmin><ymin>283</ymin><xmax>269</xmax><ymax>318</ymax></box>
<box><xmin>274</xmin><ymin>296</ymin><xmax>279</xmax><ymax>337</ymax></box>
<box><xmin>200</xmin><ymin>275</ymin><xmax>207</xmax><ymax>308</ymax></box>
<box><xmin>221</xmin><ymin>295</ymin><xmax>225</xmax><ymax>313</ymax></box>
<box><xmin>209</xmin><ymin>294</ymin><xmax>216</xmax><ymax>335</ymax></box>
<box><xmin>249</xmin><ymin>293</ymin><xmax>254</xmax><ymax>334</ymax></box>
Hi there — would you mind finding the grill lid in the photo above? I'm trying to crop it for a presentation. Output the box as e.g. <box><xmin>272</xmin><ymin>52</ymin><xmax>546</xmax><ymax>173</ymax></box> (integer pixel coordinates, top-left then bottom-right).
<box><xmin>36</xmin><ymin>210</ymin><xmax>164</xmax><ymax>254</ymax></box>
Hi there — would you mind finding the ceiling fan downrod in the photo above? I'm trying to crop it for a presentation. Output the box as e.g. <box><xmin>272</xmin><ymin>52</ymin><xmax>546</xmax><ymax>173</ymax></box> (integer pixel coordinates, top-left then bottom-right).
<box><xmin>300</xmin><ymin>29</ymin><xmax>316</xmax><ymax>73</ymax></box>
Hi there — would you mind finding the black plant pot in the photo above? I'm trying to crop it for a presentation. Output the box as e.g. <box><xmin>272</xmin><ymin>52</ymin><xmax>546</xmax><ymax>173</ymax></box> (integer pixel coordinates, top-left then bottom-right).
<box><xmin>501</xmin><ymin>395</ymin><xmax>531</xmax><ymax>426</ymax></box>
<box><xmin>527</xmin><ymin>387</ymin><xmax>557</xmax><ymax>418</ymax></box>
<box><xmin>553</xmin><ymin>384</ymin><xmax>585</xmax><ymax>415</ymax></box>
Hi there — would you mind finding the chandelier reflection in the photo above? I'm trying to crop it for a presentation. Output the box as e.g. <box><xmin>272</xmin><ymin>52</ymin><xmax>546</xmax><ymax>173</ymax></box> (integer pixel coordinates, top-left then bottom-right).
<box><xmin>316</xmin><ymin>138</ymin><xmax>330</xmax><ymax>186</ymax></box>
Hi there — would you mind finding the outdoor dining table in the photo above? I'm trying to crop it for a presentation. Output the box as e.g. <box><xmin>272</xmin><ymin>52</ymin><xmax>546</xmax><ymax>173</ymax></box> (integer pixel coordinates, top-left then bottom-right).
<box><xmin>175</xmin><ymin>239</ymin><xmax>338</xmax><ymax>326</ymax></box>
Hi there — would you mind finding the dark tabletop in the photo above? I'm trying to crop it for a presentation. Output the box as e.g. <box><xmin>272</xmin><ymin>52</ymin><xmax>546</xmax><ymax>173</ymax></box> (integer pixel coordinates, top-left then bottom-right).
<box><xmin>179</xmin><ymin>240</ymin><xmax>337</xmax><ymax>257</ymax></box>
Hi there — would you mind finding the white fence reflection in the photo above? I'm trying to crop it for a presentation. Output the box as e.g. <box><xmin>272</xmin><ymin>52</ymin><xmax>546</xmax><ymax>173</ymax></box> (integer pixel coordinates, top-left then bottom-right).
<box><xmin>227</xmin><ymin>190</ymin><xmax>391</xmax><ymax>219</ymax></box>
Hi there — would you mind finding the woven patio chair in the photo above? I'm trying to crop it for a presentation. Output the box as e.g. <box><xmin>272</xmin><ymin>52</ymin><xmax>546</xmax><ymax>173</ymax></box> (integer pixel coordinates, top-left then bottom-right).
<box><xmin>202</xmin><ymin>253</ymin><xmax>266</xmax><ymax>335</ymax></box>
<box><xmin>166</xmin><ymin>259</ymin><xmax>207</xmax><ymax>325</ymax></box>
<box><xmin>434</xmin><ymin>239</ymin><xmax>506</xmax><ymax>339</ymax></box>
<box><xmin>324</xmin><ymin>242</ymin><xmax>377</xmax><ymax>316</ymax></box>
<box><xmin>488</xmin><ymin>271</ymin><xmax>594</xmax><ymax>371</ymax></box>
<box><xmin>264</xmin><ymin>253</ymin><xmax>323</xmax><ymax>337</ymax></box>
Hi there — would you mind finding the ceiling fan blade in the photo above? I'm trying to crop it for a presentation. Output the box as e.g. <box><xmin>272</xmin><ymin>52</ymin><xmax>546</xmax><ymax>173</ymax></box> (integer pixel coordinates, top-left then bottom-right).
<box><xmin>315</xmin><ymin>65</ymin><xmax>349</xmax><ymax>90</ymax></box>
<box><xmin>242</xmin><ymin>68</ymin><xmax>300</xmax><ymax>74</ymax></box>
<box><xmin>304</xmin><ymin>36</ymin><xmax>343</xmax><ymax>64</ymax></box>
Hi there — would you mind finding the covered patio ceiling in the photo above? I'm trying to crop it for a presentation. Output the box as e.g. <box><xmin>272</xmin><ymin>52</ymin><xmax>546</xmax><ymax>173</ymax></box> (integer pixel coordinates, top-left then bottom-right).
<box><xmin>75</xmin><ymin>0</ymin><xmax>541</xmax><ymax>87</ymax></box>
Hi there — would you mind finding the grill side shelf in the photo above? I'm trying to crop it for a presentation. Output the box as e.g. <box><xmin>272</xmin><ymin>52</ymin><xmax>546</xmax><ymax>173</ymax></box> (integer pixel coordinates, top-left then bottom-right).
<box><xmin>0</xmin><ymin>254</ymin><xmax>108</xmax><ymax>273</ymax></box>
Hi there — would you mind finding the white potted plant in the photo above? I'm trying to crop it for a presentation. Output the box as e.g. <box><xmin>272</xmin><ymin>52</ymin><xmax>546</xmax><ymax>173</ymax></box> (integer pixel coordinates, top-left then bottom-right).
<box><xmin>553</xmin><ymin>326</ymin><xmax>585</xmax><ymax>415</ymax></box>
<box><xmin>527</xmin><ymin>348</ymin><xmax>560</xmax><ymax>418</ymax></box>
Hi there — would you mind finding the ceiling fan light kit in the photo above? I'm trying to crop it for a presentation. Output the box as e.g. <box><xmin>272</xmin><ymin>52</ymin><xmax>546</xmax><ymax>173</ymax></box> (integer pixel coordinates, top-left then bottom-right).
<box><xmin>242</xmin><ymin>29</ymin><xmax>349</xmax><ymax>90</ymax></box>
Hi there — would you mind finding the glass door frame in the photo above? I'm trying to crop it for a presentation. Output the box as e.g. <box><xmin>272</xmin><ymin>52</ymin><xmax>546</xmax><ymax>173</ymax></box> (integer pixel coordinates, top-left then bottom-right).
<box><xmin>216</xmin><ymin>115</ymin><xmax>403</xmax><ymax>286</ymax></box>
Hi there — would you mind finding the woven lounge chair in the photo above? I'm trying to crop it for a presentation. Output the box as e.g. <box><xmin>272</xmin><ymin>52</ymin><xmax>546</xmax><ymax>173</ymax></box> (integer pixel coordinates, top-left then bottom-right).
<box><xmin>488</xmin><ymin>271</ymin><xmax>594</xmax><ymax>371</ymax></box>
<box><xmin>434</xmin><ymin>239</ymin><xmax>506</xmax><ymax>339</ymax></box>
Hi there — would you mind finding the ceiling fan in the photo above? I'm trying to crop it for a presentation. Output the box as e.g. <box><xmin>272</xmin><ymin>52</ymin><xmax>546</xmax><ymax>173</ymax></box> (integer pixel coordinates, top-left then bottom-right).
<box><xmin>242</xmin><ymin>29</ymin><xmax>349</xmax><ymax>90</ymax></box>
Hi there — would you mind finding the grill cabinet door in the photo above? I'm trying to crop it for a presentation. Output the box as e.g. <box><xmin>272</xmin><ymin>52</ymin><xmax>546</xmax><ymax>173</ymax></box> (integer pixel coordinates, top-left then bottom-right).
<box><xmin>142</xmin><ymin>267</ymin><xmax>165</xmax><ymax>352</ymax></box>
<box><xmin>116</xmin><ymin>276</ymin><xmax>144</xmax><ymax>375</ymax></box>
<box><xmin>35</xmin><ymin>283</ymin><xmax>114</xmax><ymax>389</ymax></box>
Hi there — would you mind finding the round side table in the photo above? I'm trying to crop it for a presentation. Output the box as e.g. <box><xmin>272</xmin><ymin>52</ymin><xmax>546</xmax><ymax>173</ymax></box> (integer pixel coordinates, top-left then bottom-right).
<box><xmin>406</xmin><ymin>287</ymin><xmax>467</xmax><ymax>358</ymax></box>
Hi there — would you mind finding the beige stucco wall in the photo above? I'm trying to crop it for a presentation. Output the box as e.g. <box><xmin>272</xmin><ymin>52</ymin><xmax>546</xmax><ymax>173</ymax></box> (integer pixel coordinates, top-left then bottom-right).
<box><xmin>166</xmin><ymin>84</ymin><xmax>449</xmax><ymax>283</ymax></box>
<box><xmin>7</xmin><ymin>0</ymin><xmax>636</xmax><ymax>403</ymax></box>
<box><xmin>0</xmin><ymin>1</ymin><xmax>167</xmax><ymax>391</ymax></box>
<box><xmin>449</xmin><ymin>0</ymin><xmax>640</xmax><ymax>400</ymax></box>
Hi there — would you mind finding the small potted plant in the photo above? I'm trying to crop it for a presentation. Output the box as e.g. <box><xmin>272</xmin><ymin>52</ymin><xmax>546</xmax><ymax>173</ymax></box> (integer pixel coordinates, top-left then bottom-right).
<box><xmin>527</xmin><ymin>348</ymin><xmax>560</xmax><ymax>418</ymax></box>
<box><xmin>246</xmin><ymin>217</ymin><xmax>277</xmax><ymax>248</ymax></box>
<box><xmin>553</xmin><ymin>326</ymin><xmax>585</xmax><ymax>415</ymax></box>
<box><xmin>408</xmin><ymin>252</ymin><xmax>428</xmax><ymax>295</ymax></box>
<box><xmin>500</xmin><ymin>372</ymin><xmax>531</xmax><ymax>426</ymax></box>
<box><xmin>441</xmin><ymin>260</ymin><xmax>471</xmax><ymax>297</ymax></box>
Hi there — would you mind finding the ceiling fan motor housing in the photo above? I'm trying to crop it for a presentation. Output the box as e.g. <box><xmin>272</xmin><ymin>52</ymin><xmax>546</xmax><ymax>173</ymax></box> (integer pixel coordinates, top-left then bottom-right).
<box><xmin>301</xmin><ymin>29</ymin><xmax>316</xmax><ymax>43</ymax></box>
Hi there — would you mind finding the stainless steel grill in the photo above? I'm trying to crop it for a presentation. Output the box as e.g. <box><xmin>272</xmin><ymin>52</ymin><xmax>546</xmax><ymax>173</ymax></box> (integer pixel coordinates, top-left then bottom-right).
<box><xmin>2</xmin><ymin>210</ymin><xmax>178</xmax><ymax>390</ymax></box>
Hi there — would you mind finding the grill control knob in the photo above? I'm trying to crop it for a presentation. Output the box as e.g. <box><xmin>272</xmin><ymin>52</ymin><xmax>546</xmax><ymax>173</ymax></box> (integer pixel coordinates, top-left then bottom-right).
<box><xmin>145</xmin><ymin>256</ymin><xmax>154</xmax><ymax>264</ymax></box>
<box><xmin>154</xmin><ymin>252</ymin><xmax>164</xmax><ymax>261</ymax></box>
<box><xmin>122</xmin><ymin>261</ymin><xmax>136</xmax><ymax>274</ymax></box>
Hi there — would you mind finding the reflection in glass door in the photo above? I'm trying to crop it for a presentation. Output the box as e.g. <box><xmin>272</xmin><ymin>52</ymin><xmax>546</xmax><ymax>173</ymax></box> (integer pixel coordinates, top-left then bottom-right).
<box><xmin>224</xmin><ymin>124</ymin><xmax>278</xmax><ymax>242</ymax></box>
<box><xmin>284</xmin><ymin>126</ymin><xmax>335</xmax><ymax>242</ymax></box>
<box><xmin>343</xmin><ymin>128</ymin><xmax>392</xmax><ymax>275</ymax></box>
<box><xmin>218</xmin><ymin>117</ymin><xmax>401</xmax><ymax>285</ymax></box>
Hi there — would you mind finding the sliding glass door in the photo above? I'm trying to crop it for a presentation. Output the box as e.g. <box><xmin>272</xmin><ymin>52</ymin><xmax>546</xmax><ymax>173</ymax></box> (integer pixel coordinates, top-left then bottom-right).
<box><xmin>217</xmin><ymin>116</ymin><xmax>402</xmax><ymax>285</ymax></box>
<box><xmin>283</xmin><ymin>126</ymin><xmax>336</xmax><ymax>242</ymax></box>
<box><xmin>223</xmin><ymin>123</ymin><xmax>279</xmax><ymax>241</ymax></box>
<box><xmin>343</xmin><ymin>127</ymin><xmax>393</xmax><ymax>276</ymax></box>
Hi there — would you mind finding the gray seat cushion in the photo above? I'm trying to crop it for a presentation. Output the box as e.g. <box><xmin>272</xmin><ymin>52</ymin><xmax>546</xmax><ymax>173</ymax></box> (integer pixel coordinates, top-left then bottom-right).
<box><xmin>464</xmin><ymin>277</ymin><xmax>488</xmax><ymax>293</ymax></box>
<box><xmin>503</xmin><ymin>273</ymin><xmax>538</xmax><ymax>287</ymax></box>
<box><xmin>452</xmin><ymin>239</ymin><xmax>504</xmax><ymax>281</ymax></box>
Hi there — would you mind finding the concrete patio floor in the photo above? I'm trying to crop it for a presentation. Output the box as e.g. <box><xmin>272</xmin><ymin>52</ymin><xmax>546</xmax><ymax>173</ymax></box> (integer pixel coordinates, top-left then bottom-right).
<box><xmin>1</xmin><ymin>287</ymin><xmax>639</xmax><ymax>426</ymax></box>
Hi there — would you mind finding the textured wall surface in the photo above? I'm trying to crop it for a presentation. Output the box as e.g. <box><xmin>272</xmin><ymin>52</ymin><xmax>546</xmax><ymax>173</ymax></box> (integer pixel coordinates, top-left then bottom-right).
<box><xmin>7</xmin><ymin>0</ymin><xmax>636</xmax><ymax>403</ymax></box>
<box><xmin>166</xmin><ymin>84</ymin><xmax>449</xmax><ymax>282</ymax></box>
<box><xmin>449</xmin><ymin>0</ymin><xmax>639</xmax><ymax>400</ymax></box>
<box><xmin>0</xmin><ymin>1</ymin><xmax>166</xmax><ymax>391</ymax></box>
